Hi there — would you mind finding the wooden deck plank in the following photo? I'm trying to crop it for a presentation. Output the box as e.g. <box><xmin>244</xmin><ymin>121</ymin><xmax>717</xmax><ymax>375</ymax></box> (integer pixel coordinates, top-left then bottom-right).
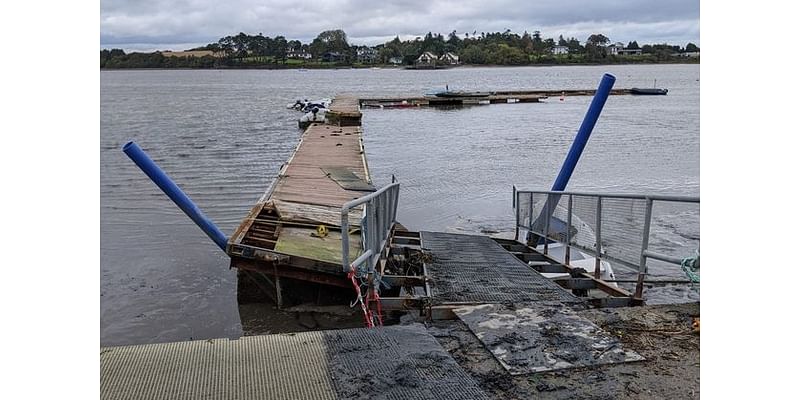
<box><xmin>274</xmin><ymin>227</ymin><xmax>362</xmax><ymax>265</ymax></box>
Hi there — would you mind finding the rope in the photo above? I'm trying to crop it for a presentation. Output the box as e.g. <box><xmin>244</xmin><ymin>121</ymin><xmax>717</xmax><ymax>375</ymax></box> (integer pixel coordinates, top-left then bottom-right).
<box><xmin>681</xmin><ymin>250</ymin><xmax>700</xmax><ymax>283</ymax></box>
<box><xmin>347</xmin><ymin>265</ymin><xmax>373</xmax><ymax>328</ymax></box>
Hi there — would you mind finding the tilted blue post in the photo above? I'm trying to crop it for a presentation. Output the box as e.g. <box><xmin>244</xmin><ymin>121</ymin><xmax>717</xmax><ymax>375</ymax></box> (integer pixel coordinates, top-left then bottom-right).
<box><xmin>122</xmin><ymin>141</ymin><xmax>229</xmax><ymax>251</ymax></box>
<box><xmin>531</xmin><ymin>74</ymin><xmax>616</xmax><ymax>242</ymax></box>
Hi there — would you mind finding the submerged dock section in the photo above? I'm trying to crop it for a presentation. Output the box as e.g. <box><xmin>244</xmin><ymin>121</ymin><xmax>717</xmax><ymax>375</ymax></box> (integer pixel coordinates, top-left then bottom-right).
<box><xmin>227</xmin><ymin>95</ymin><xmax>372</xmax><ymax>296</ymax></box>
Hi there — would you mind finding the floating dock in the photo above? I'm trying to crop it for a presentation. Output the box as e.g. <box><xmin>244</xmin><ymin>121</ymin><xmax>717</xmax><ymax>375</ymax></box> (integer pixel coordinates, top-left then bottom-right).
<box><xmin>359</xmin><ymin>88</ymin><xmax>633</xmax><ymax>108</ymax></box>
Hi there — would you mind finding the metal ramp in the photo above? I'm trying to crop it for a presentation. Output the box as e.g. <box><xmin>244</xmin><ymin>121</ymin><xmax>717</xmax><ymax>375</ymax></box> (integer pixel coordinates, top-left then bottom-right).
<box><xmin>420</xmin><ymin>231</ymin><xmax>582</xmax><ymax>306</ymax></box>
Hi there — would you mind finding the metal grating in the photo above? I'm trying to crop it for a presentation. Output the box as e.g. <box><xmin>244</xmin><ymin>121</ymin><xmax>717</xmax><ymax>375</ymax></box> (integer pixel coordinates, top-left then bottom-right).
<box><xmin>323</xmin><ymin>324</ymin><xmax>490</xmax><ymax>400</ymax></box>
<box><xmin>420</xmin><ymin>231</ymin><xmax>582</xmax><ymax>305</ymax></box>
<box><xmin>101</xmin><ymin>333</ymin><xmax>336</xmax><ymax>400</ymax></box>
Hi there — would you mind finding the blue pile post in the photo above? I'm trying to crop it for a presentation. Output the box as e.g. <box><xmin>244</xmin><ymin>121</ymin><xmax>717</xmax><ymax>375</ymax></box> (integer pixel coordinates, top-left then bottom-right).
<box><xmin>122</xmin><ymin>141</ymin><xmax>229</xmax><ymax>251</ymax></box>
<box><xmin>532</xmin><ymin>74</ymin><xmax>616</xmax><ymax>242</ymax></box>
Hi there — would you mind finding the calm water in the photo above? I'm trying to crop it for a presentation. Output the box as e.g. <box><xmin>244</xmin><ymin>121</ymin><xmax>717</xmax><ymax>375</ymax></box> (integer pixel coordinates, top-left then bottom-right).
<box><xmin>101</xmin><ymin>65</ymin><xmax>699</xmax><ymax>346</ymax></box>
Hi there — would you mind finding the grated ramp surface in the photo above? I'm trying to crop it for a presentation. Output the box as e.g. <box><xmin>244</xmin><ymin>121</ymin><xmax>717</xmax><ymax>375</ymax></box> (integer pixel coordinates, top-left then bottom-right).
<box><xmin>101</xmin><ymin>324</ymin><xmax>489</xmax><ymax>400</ymax></box>
<box><xmin>323</xmin><ymin>324</ymin><xmax>489</xmax><ymax>400</ymax></box>
<box><xmin>101</xmin><ymin>333</ymin><xmax>336</xmax><ymax>400</ymax></box>
<box><xmin>420</xmin><ymin>231</ymin><xmax>582</xmax><ymax>305</ymax></box>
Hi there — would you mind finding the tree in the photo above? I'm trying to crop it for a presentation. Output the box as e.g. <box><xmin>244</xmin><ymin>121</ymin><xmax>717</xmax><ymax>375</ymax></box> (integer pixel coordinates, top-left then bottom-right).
<box><xmin>627</xmin><ymin>41</ymin><xmax>640</xmax><ymax>49</ymax></box>
<box><xmin>558</xmin><ymin>35</ymin><xmax>568</xmax><ymax>46</ymax></box>
<box><xmin>273</xmin><ymin>36</ymin><xmax>288</xmax><ymax>63</ymax></box>
<box><xmin>585</xmin><ymin>34</ymin><xmax>610</xmax><ymax>61</ymax></box>
<box><xmin>586</xmin><ymin>34</ymin><xmax>610</xmax><ymax>46</ymax></box>
<box><xmin>309</xmin><ymin>29</ymin><xmax>349</xmax><ymax>58</ymax></box>
<box><xmin>686</xmin><ymin>43</ymin><xmax>700</xmax><ymax>52</ymax></box>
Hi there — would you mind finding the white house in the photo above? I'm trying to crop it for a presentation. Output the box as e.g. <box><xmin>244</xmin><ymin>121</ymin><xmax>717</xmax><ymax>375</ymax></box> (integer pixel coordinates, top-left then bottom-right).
<box><xmin>551</xmin><ymin>45</ymin><xmax>569</xmax><ymax>55</ymax></box>
<box><xmin>607</xmin><ymin>42</ymin><xmax>625</xmax><ymax>55</ymax></box>
<box><xmin>439</xmin><ymin>52</ymin><xmax>459</xmax><ymax>64</ymax></box>
<box><xmin>287</xmin><ymin>49</ymin><xmax>312</xmax><ymax>59</ymax></box>
<box><xmin>416</xmin><ymin>51</ymin><xmax>438</xmax><ymax>64</ymax></box>
<box><xmin>388</xmin><ymin>56</ymin><xmax>403</xmax><ymax>65</ymax></box>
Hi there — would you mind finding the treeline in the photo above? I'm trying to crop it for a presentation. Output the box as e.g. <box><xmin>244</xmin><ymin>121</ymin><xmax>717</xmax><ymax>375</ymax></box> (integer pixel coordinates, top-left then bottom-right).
<box><xmin>101</xmin><ymin>29</ymin><xmax>699</xmax><ymax>69</ymax></box>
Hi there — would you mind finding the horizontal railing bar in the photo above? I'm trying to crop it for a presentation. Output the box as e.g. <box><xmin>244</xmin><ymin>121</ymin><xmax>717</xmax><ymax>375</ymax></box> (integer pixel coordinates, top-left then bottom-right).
<box><xmin>515</xmin><ymin>190</ymin><xmax>699</xmax><ymax>203</ymax></box>
<box><xmin>349</xmin><ymin>250</ymin><xmax>372</xmax><ymax>270</ymax></box>
<box><xmin>642</xmin><ymin>249</ymin><xmax>686</xmax><ymax>265</ymax></box>
<box><xmin>341</xmin><ymin>182</ymin><xmax>401</xmax><ymax>214</ymax></box>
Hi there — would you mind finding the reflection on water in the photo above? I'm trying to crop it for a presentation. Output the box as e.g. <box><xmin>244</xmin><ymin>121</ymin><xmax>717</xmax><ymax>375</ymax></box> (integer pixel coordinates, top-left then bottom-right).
<box><xmin>101</xmin><ymin>64</ymin><xmax>699</xmax><ymax>346</ymax></box>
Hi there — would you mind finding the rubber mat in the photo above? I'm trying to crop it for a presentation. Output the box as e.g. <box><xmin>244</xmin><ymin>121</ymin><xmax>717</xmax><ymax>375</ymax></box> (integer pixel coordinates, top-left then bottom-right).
<box><xmin>420</xmin><ymin>231</ymin><xmax>582</xmax><ymax>305</ymax></box>
<box><xmin>101</xmin><ymin>324</ymin><xmax>489</xmax><ymax>400</ymax></box>
<box><xmin>323</xmin><ymin>324</ymin><xmax>489</xmax><ymax>399</ymax></box>
<box><xmin>454</xmin><ymin>303</ymin><xmax>645</xmax><ymax>375</ymax></box>
<box><xmin>101</xmin><ymin>333</ymin><xmax>336</xmax><ymax>400</ymax></box>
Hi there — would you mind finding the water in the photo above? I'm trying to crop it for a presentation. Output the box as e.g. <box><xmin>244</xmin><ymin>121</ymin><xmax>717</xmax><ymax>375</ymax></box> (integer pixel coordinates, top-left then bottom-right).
<box><xmin>101</xmin><ymin>64</ymin><xmax>699</xmax><ymax>346</ymax></box>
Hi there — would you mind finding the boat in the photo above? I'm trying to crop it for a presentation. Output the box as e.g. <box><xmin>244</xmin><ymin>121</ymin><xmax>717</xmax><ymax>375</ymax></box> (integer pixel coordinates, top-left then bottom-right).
<box><xmin>298</xmin><ymin>106</ymin><xmax>327</xmax><ymax>128</ymax></box>
<box><xmin>287</xmin><ymin>98</ymin><xmax>332</xmax><ymax>111</ymax></box>
<box><xmin>522</xmin><ymin>208</ymin><xmax>617</xmax><ymax>285</ymax></box>
<box><xmin>630</xmin><ymin>88</ymin><xmax>668</xmax><ymax>95</ymax></box>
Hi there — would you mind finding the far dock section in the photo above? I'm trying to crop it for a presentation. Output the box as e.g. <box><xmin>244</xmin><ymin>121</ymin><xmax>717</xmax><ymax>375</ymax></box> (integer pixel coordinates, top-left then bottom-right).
<box><xmin>227</xmin><ymin>95</ymin><xmax>371</xmax><ymax>293</ymax></box>
<box><xmin>359</xmin><ymin>88</ymin><xmax>632</xmax><ymax>108</ymax></box>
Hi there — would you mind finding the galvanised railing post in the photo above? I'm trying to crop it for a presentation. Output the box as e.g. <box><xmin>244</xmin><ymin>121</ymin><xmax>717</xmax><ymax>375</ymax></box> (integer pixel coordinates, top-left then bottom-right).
<box><xmin>527</xmin><ymin>192</ymin><xmax>534</xmax><ymax>245</ymax></box>
<box><xmin>635</xmin><ymin>197</ymin><xmax>654</xmax><ymax>299</ymax></box>
<box><xmin>368</xmin><ymin>201</ymin><xmax>376</xmax><ymax>273</ymax></box>
<box><xmin>513</xmin><ymin>186</ymin><xmax>519</xmax><ymax>240</ymax></box>
<box><xmin>565</xmin><ymin>195</ymin><xmax>573</xmax><ymax>266</ymax></box>
<box><xmin>595</xmin><ymin>196</ymin><xmax>603</xmax><ymax>278</ymax></box>
<box><xmin>341</xmin><ymin>211</ymin><xmax>351</xmax><ymax>272</ymax></box>
<box><xmin>543</xmin><ymin>196</ymin><xmax>551</xmax><ymax>255</ymax></box>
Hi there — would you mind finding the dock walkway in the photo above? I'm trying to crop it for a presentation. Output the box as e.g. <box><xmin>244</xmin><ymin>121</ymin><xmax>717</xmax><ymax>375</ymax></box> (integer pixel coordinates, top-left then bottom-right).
<box><xmin>227</xmin><ymin>95</ymin><xmax>371</xmax><ymax>288</ymax></box>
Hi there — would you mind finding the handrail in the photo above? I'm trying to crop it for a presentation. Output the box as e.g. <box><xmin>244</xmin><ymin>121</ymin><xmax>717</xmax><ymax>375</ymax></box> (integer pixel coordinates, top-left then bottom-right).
<box><xmin>341</xmin><ymin>182</ymin><xmax>400</xmax><ymax>275</ymax></box>
<box><xmin>516</xmin><ymin>189</ymin><xmax>699</xmax><ymax>203</ymax></box>
<box><xmin>513</xmin><ymin>189</ymin><xmax>699</xmax><ymax>300</ymax></box>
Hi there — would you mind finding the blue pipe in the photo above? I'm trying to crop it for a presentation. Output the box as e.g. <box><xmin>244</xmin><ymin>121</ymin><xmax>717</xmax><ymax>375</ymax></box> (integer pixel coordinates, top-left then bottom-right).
<box><xmin>531</xmin><ymin>74</ymin><xmax>616</xmax><ymax>243</ymax></box>
<box><xmin>551</xmin><ymin>73</ymin><xmax>616</xmax><ymax>191</ymax></box>
<box><xmin>122</xmin><ymin>141</ymin><xmax>229</xmax><ymax>251</ymax></box>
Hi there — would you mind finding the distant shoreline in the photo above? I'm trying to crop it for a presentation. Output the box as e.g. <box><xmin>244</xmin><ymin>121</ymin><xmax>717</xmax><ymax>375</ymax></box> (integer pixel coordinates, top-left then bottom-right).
<box><xmin>100</xmin><ymin>60</ymin><xmax>698</xmax><ymax>71</ymax></box>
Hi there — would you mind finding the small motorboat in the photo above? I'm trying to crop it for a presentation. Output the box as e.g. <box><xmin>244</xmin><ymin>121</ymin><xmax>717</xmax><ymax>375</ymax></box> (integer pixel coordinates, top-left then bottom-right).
<box><xmin>630</xmin><ymin>88</ymin><xmax>668</xmax><ymax>95</ymax></box>
<box><xmin>287</xmin><ymin>98</ymin><xmax>332</xmax><ymax>111</ymax></box>
<box><xmin>298</xmin><ymin>106</ymin><xmax>327</xmax><ymax>128</ymax></box>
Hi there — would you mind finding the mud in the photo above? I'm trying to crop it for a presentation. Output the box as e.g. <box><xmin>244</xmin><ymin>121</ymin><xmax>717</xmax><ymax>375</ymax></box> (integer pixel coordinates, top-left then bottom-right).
<box><xmin>428</xmin><ymin>302</ymin><xmax>700</xmax><ymax>399</ymax></box>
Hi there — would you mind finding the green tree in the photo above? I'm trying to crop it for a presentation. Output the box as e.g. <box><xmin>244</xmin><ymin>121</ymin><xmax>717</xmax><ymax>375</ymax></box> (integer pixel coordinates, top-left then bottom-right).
<box><xmin>686</xmin><ymin>43</ymin><xmax>700</xmax><ymax>52</ymax></box>
<box><xmin>309</xmin><ymin>29</ymin><xmax>349</xmax><ymax>58</ymax></box>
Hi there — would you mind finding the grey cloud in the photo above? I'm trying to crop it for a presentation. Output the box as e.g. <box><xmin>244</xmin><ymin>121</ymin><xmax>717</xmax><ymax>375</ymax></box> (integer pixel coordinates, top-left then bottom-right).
<box><xmin>101</xmin><ymin>0</ymin><xmax>699</xmax><ymax>50</ymax></box>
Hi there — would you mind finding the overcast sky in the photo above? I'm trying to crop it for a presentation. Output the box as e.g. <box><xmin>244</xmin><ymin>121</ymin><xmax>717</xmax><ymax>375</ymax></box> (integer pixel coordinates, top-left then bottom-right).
<box><xmin>100</xmin><ymin>0</ymin><xmax>700</xmax><ymax>52</ymax></box>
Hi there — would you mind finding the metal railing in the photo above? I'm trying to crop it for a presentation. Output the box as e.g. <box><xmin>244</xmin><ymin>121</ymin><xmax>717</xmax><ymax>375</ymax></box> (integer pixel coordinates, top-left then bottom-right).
<box><xmin>341</xmin><ymin>182</ymin><xmax>400</xmax><ymax>276</ymax></box>
<box><xmin>513</xmin><ymin>187</ymin><xmax>699</xmax><ymax>299</ymax></box>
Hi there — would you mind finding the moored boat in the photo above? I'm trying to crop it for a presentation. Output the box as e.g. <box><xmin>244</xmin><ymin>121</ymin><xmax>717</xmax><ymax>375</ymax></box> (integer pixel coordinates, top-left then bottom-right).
<box><xmin>631</xmin><ymin>88</ymin><xmax>668</xmax><ymax>95</ymax></box>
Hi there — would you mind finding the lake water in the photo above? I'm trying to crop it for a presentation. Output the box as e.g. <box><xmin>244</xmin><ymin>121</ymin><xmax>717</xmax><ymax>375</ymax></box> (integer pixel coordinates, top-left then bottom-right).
<box><xmin>100</xmin><ymin>64</ymin><xmax>699</xmax><ymax>346</ymax></box>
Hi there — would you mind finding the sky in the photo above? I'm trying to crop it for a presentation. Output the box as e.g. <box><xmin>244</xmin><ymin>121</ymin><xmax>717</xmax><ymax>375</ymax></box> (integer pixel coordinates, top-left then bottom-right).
<box><xmin>100</xmin><ymin>0</ymin><xmax>700</xmax><ymax>52</ymax></box>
